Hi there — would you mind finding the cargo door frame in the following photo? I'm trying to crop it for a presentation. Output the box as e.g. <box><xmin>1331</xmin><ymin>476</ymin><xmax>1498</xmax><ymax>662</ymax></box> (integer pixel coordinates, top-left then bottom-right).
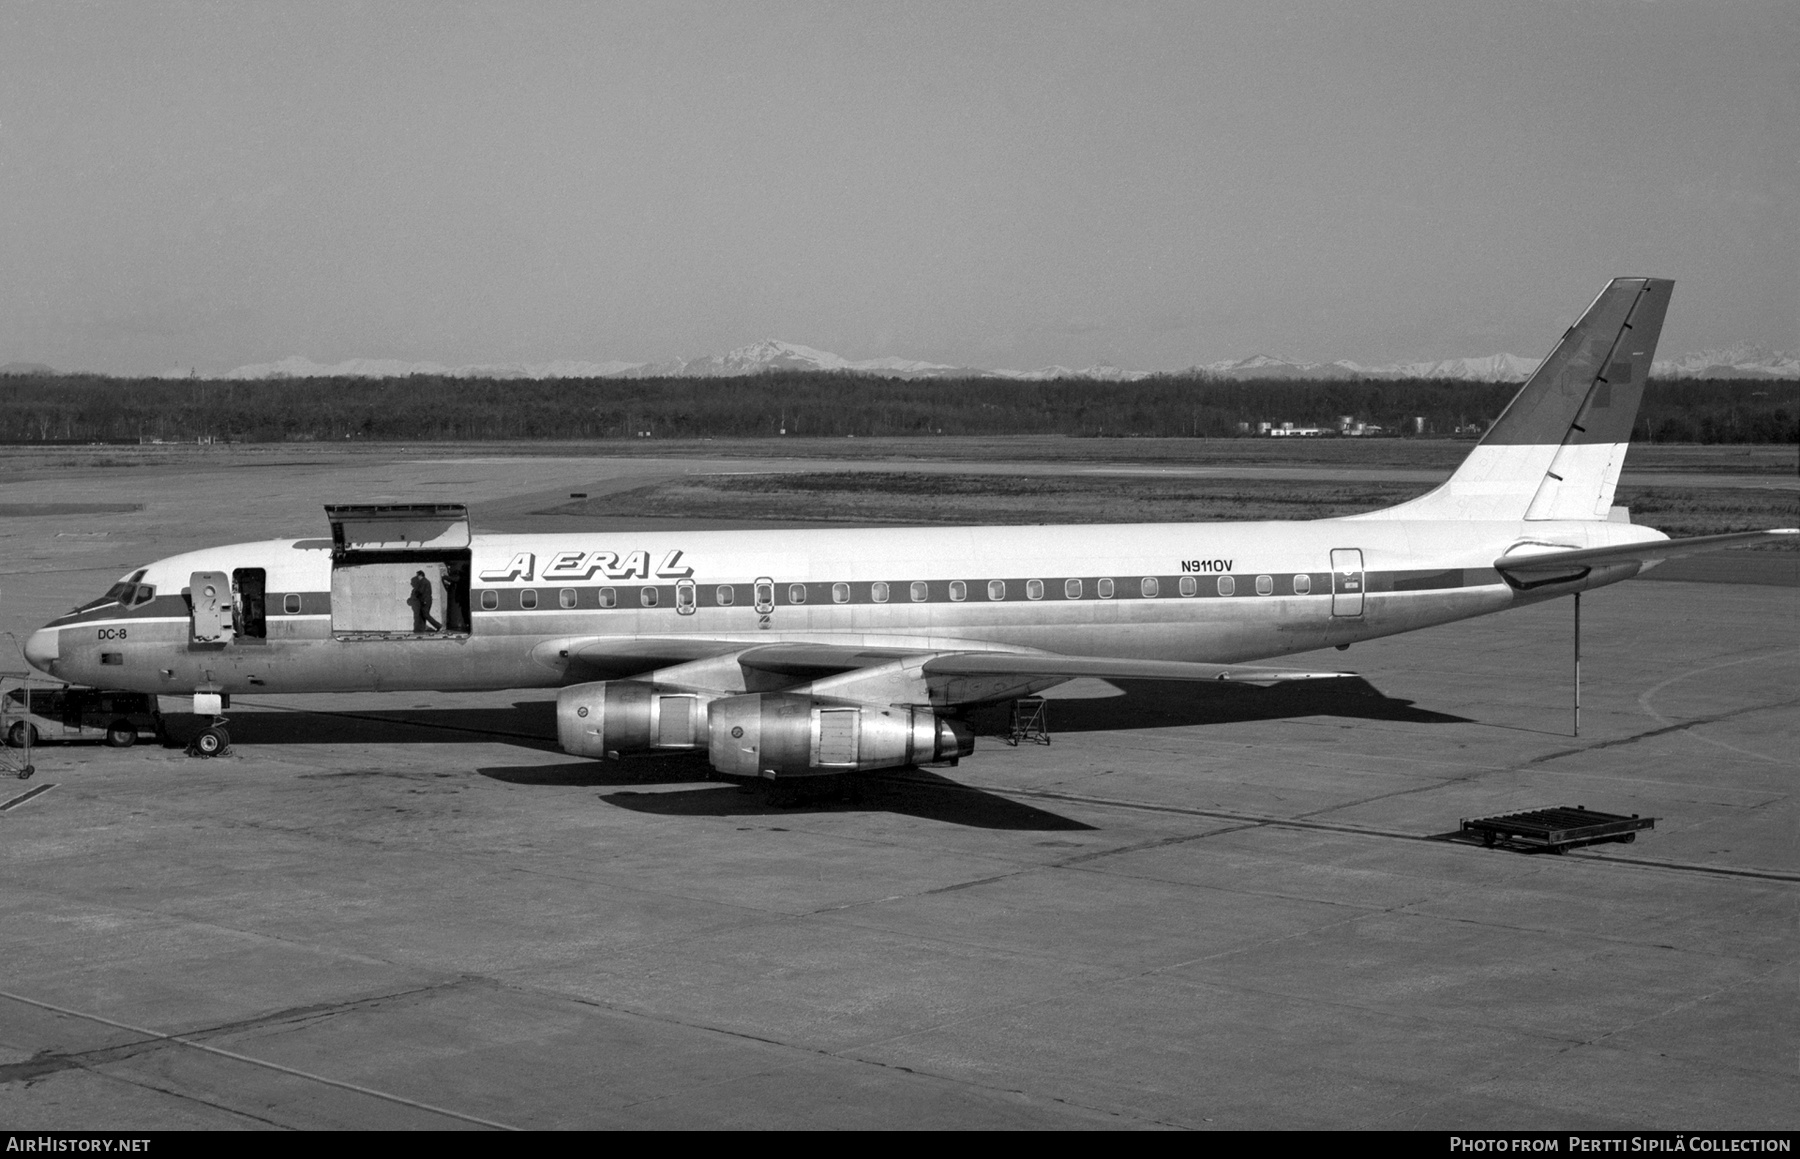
<box><xmin>324</xmin><ymin>504</ymin><xmax>474</xmax><ymax>639</ymax></box>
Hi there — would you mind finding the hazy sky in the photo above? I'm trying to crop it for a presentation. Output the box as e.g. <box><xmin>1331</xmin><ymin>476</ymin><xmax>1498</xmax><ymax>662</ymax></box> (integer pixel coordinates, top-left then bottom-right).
<box><xmin>2</xmin><ymin>1</ymin><xmax>1795</xmax><ymax>374</ymax></box>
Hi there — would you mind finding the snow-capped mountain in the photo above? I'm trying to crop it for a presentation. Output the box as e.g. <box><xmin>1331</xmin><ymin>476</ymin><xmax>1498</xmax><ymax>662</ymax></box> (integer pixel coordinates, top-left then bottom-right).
<box><xmin>615</xmin><ymin>340</ymin><xmax>964</xmax><ymax>379</ymax></box>
<box><xmin>1652</xmin><ymin>346</ymin><xmax>1800</xmax><ymax>379</ymax></box>
<box><xmin>189</xmin><ymin>355</ymin><xmax>646</xmax><ymax>380</ymax></box>
<box><xmin>1371</xmin><ymin>354</ymin><xmax>1546</xmax><ymax>381</ymax></box>
<box><xmin>166</xmin><ymin>340</ymin><xmax>1799</xmax><ymax>382</ymax></box>
<box><xmin>989</xmin><ymin>364</ymin><xmax>1156</xmax><ymax>382</ymax></box>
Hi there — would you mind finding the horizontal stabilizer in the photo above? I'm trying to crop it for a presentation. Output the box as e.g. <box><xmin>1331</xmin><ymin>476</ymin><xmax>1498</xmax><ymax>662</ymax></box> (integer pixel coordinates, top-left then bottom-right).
<box><xmin>1496</xmin><ymin>529</ymin><xmax>1799</xmax><ymax>582</ymax></box>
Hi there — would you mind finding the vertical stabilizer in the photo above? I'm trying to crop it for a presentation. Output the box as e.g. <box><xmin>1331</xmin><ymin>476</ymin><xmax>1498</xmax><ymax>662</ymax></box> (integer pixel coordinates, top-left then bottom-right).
<box><xmin>1357</xmin><ymin>278</ymin><xmax>1672</xmax><ymax>522</ymax></box>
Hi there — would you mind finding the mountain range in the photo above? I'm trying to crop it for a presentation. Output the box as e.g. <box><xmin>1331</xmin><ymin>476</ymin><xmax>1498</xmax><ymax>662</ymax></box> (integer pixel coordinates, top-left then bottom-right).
<box><xmin>14</xmin><ymin>341</ymin><xmax>1797</xmax><ymax>382</ymax></box>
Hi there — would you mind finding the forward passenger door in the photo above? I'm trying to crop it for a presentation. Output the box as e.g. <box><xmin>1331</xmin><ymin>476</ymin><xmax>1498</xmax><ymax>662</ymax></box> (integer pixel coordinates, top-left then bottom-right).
<box><xmin>1330</xmin><ymin>549</ymin><xmax>1365</xmax><ymax>617</ymax></box>
<box><xmin>189</xmin><ymin>571</ymin><xmax>234</xmax><ymax>643</ymax></box>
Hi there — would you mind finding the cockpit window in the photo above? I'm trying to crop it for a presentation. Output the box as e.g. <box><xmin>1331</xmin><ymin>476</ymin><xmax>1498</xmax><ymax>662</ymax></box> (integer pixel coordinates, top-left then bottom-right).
<box><xmin>75</xmin><ymin>569</ymin><xmax>150</xmax><ymax>613</ymax></box>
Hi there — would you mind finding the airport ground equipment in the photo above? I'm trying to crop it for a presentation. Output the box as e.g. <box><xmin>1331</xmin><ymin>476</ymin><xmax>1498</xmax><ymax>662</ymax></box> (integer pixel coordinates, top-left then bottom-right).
<box><xmin>1461</xmin><ymin>805</ymin><xmax>1654</xmax><ymax>853</ymax></box>
<box><xmin>1006</xmin><ymin>698</ymin><xmax>1051</xmax><ymax>747</ymax></box>
<box><xmin>0</xmin><ymin>676</ymin><xmax>36</xmax><ymax>779</ymax></box>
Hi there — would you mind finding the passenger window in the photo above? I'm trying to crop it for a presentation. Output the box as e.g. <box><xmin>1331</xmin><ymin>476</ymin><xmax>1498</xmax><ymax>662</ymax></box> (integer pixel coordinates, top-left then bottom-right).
<box><xmin>1026</xmin><ymin>579</ymin><xmax>1044</xmax><ymax>600</ymax></box>
<box><xmin>1064</xmin><ymin>578</ymin><xmax>1082</xmax><ymax>599</ymax></box>
<box><xmin>871</xmin><ymin>582</ymin><xmax>889</xmax><ymax>603</ymax></box>
<box><xmin>1255</xmin><ymin>574</ymin><xmax>1274</xmax><ymax>596</ymax></box>
<box><xmin>1097</xmin><ymin>578</ymin><xmax>1115</xmax><ymax>599</ymax></box>
<box><xmin>641</xmin><ymin>586</ymin><xmax>659</xmax><ymax>607</ymax></box>
<box><xmin>480</xmin><ymin>590</ymin><xmax>499</xmax><ymax>610</ymax></box>
<box><xmin>1179</xmin><ymin>576</ymin><xmax>1197</xmax><ymax>597</ymax></box>
<box><xmin>1141</xmin><ymin>577</ymin><xmax>1159</xmax><ymax>598</ymax></box>
<box><xmin>1293</xmin><ymin>574</ymin><xmax>1311</xmax><ymax>595</ymax></box>
<box><xmin>283</xmin><ymin>593</ymin><xmax>302</xmax><ymax>614</ymax></box>
<box><xmin>987</xmin><ymin>580</ymin><xmax>1005</xmax><ymax>601</ymax></box>
<box><xmin>949</xmin><ymin>581</ymin><xmax>967</xmax><ymax>601</ymax></box>
<box><xmin>788</xmin><ymin>584</ymin><xmax>807</xmax><ymax>604</ymax></box>
<box><xmin>599</xmin><ymin>587</ymin><xmax>617</xmax><ymax>609</ymax></box>
<box><xmin>1217</xmin><ymin>575</ymin><xmax>1236</xmax><ymax>596</ymax></box>
<box><xmin>520</xmin><ymin>589</ymin><xmax>538</xmax><ymax>610</ymax></box>
<box><xmin>910</xmin><ymin>581</ymin><xmax>929</xmax><ymax>602</ymax></box>
<box><xmin>560</xmin><ymin>588</ymin><xmax>577</xmax><ymax>608</ymax></box>
<box><xmin>832</xmin><ymin>582</ymin><xmax>850</xmax><ymax>604</ymax></box>
<box><xmin>717</xmin><ymin>585</ymin><xmax>734</xmax><ymax>606</ymax></box>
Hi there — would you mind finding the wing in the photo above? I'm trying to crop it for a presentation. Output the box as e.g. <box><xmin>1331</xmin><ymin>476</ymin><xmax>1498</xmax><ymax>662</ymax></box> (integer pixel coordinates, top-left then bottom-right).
<box><xmin>533</xmin><ymin>635</ymin><xmax>1351</xmax><ymax>704</ymax></box>
<box><xmin>1496</xmin><ymin>528</ymin><xmax>1798</xmax><ymax>586</ymax></box>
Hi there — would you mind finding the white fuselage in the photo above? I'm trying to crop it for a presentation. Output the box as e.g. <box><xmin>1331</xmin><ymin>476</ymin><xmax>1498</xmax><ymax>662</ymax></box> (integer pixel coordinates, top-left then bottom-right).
<box><xmin>29</xmin><ymin>516</ymin><xmax>1665</xmax><ymax>697</ymax></box>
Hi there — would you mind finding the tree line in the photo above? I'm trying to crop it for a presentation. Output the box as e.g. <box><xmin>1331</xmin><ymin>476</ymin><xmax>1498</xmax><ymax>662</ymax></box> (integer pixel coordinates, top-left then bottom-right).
<box><xmin>0</xmin><ymin>371</ymin><xmax>1791</xmax><ymax>444</ymax></box>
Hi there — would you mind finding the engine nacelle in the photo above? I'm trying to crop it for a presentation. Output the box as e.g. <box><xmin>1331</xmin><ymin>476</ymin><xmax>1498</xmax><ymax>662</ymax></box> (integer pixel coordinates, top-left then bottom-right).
<box><xmin>556</xmin><ymin>681</ymin><xmax>714</xmax><ymax>759</ymax></box>
<box><xmin>706</xmin><ymin>693</ymin><xmax>974</xmax><ymax>779</ymax></box>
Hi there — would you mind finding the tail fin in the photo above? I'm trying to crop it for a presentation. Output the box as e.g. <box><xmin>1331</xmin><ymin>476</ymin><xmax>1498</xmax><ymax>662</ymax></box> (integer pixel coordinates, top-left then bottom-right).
<box><xmin>1359</xmin><ymin>277</ymin><xmax>1673</xmax><ymax>522</ymax></box>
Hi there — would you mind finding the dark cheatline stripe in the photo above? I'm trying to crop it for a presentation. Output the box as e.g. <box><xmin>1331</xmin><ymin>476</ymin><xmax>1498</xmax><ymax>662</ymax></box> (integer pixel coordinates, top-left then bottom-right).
<box><xmin>51</xmin><ymin>592</ymin><xmax>335</xmax><ymax>628</ymax></box>
<box><xmin>470</xmin><ymin>568</ymin><xmax>1500</xmax><ymax>613</ymax></box>
<box><xmin>44</xmin><ymin>567</ymin><xmax>1506</xmax><ymax>632</ymax></box>
<box><xmin>1381</xmin><ymin>568</ymin><xmax>1500</xmax><ymax>593</ymax></box>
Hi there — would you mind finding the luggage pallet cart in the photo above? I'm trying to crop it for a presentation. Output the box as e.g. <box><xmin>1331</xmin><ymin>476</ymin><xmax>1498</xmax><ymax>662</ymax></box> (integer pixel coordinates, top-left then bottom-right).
<box><xmin>1461</xmin><ymin>805</ymin><xmax>1654</xmax><ymax>853</ymax></box>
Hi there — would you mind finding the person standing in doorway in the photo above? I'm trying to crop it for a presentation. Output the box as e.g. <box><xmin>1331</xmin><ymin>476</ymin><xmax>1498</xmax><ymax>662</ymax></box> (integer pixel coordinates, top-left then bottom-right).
<box><xmin>409</xmin><ymin>570</ymin><xmax>442</xmax><ymax>633</ymax></box>
<box><xmin>443</xmin><ymin>561</ymin><xmax>468</xmax><ymax>632</ymax></box>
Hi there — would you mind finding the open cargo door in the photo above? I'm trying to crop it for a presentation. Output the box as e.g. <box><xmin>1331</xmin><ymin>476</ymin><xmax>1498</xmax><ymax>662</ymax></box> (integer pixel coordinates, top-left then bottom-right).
<box><xmin>325</xmin><ymin>504</ymin><xmax>470</xmax><ymax>554</ymax></box>
<box><xmin>324</xmin><ymin>504</ymin><xmax>472</xmax><ymax>637</ymax></box>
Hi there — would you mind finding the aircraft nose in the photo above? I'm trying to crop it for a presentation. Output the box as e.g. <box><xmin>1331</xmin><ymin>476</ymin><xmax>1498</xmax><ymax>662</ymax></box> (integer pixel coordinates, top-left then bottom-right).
<box><xmin>23</xmin><ymin>628</ymin><xmax>59</xmax><ymax>674</ymax></box>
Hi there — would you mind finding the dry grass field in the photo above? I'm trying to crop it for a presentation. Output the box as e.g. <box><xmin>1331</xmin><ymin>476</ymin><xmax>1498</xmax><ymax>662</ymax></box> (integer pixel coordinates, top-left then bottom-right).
<box><xmin>0</xmin><ymin>436</ymin><xmax>1793</xmax><ymax>479</ymax></box>
<box><xmin>559</xmin><ymin>469</ymin><xmax>1797</xmax><ymax>545</ymax></box>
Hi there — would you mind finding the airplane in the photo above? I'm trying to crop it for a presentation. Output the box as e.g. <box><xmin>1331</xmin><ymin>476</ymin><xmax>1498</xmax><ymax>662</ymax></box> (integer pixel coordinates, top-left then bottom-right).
<box><xmin>20</xmin><ymin>277</ymin><xmax>1797</xmax><ymax>781</ymax></box>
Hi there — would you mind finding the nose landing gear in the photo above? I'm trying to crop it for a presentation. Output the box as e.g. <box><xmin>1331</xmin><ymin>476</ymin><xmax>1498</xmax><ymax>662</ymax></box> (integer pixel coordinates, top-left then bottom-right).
<box><xmin>187</xmin><ymin>718</ymin><xmax>231</xmax><ymax>758</ymax></box>
<box><xmin>186</xmin><ymin>689</ymin><xmax>232</xmax><ymax>758</ymax></box>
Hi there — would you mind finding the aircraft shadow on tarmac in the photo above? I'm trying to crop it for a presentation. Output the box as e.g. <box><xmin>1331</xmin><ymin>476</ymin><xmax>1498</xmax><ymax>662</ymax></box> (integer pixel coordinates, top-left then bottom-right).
<box><xmin>967</xmin><ymin>676</ymin><xmax>1469</xmax><ymax>736</ymax></box>
<box><xmin>209</xmin><ymin>701</ymin><xmax>563</xmax><ymax>749</ymax></box>
<box><xmin>221</xmin><ymin>677</ymin><xmax>1459</xmax><ymax>752</ymax></box>
<box><xmin>476</xmin><ymin>756</ymin><xmax>1091</xmax><ymax>830</ymax></box>
<box><xmin>603</xmin><ymin>773</ymin><xmax>1095</xmax><ymax>832</ymax></box>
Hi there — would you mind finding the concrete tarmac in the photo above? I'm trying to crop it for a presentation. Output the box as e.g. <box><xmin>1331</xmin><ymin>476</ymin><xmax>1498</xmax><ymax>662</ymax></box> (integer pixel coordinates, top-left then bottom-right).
<box><xmin>0</xmin><ymin>449</ymin><xmax>1794</xmax><ymax>1129</ymax></box>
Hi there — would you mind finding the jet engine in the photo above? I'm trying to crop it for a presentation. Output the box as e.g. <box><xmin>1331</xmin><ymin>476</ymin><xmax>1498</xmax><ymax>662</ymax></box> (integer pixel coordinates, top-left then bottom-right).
<box><xmin>706</xmin><ymin>693</ymin><xmax>973</xmax><ymax>779</ymax></box>
<box><xmin>556</xmin><ymin>681</ymin><xmax>714</xmax><ymax>759</ymax></box>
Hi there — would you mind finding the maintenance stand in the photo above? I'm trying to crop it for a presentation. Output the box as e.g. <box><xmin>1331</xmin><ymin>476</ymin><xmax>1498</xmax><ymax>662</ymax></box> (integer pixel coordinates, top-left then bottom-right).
<box><xmin>1007</xmin><ymin>698</ymin><xmax>1051</xmax><ymax>747</ymax></box>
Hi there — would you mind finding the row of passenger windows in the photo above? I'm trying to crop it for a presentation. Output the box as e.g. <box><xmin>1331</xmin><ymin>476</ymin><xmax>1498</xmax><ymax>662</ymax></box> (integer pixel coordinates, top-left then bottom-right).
<box><xmin>467</xmin><ymin>573</ymin><xmax>1314</xmax><ymax>611</ymax></box>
